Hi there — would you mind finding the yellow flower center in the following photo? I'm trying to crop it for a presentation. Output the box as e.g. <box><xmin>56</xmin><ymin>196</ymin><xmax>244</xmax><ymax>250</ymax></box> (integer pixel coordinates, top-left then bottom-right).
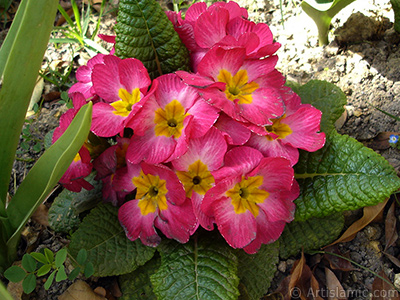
<box><xmin>132</xmin><ymin>171</ymin><xmax>168</xmax><ymax>215</ymax></box>
<box><xmin>176</xmin><ymin>160</ymin><xmax>215</xmax><ymax>198</ymax></box>
<box><xmin>265</xmin><ymin>114</ymin><xmax>292</xmax><ymax>141</ymax></box>
<box><xmin>73</xmin><ymin>152</ymin><xmax>81</xmax><ymax>162</ymax></box>
<box><xmin>111</xmin><ymin>88</ymin><xmax>141</xmax><ymax>117</ymax></box>
<box><xmin>154</xmin><ymin>100</ymin><xmax>188</xmax><ymax>138</ymax></box>
<box><xmin>217</xmin><ymin>69</ymin><xmax>259</xmax><ymax>104</ymax></box>
<box><xmin>226</xmin><ymin>175</ymin><xmax>269</xmax><ymax>217</ymax></box>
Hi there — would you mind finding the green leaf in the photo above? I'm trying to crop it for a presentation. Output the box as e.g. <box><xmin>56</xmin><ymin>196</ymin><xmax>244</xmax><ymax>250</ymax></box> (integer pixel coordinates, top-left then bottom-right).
<box><xmin>278</xmin><ymin>213</ymin><xmax>345</xmax><ymax>259</ymax></box>
<box><xmin>119</xmin><ymin>254</ymin><xmax>161</xmax><ymax>300</ymax></box>
<box><xmin>5</xmin><ymin>102</ymin><xmax>92</xmax><ymax>267</ymax></box>
<box><xmin>22</xmin><ymin>254</ymin><xmax>37</xmax><ymax>272</ymax></box>
<box><xmin>295</xmin><ymin>80</ymin><xmax>347</xmax><ymax>134</ymax></box>
<box><xmin>236</xmin><ymin>242</ymin><xmax>279</xmax><ymax>300</ymax></box>
<box><xmin>0</xmin><ymin>280</ymin><xmax>14</xmax><ymax>300</ymax></box>
<box><xmin>69</xmin><ymin>203</ymin><xmax>156</xmax><ymax>277</ymax></box>
<box><xmin>55</xmin><ymin>249</ymin><xmax>68</xmax><ymax>268</ymax></box>
<box><xmin>68</xmin><ymin>267</ymin><xmax>81</xmax><ymax>281</ymax></box>
<box><xmin>30</xmin><ymin>252</ymin><xmax>47</xmax><ymax>265</ymax></box>
<box><xmin>0</xmin><ymin>0</ymin><xmax>59</xmax><ymax>211</ymax></box>
<box><xmin>56</xmin><ymin>265</ymin><xmax>67</xmax><ymax>282</ymax></box>
<box><xmin>22</xmin><ymin>273</ymin><xmax>36</xmax><ymax>294</ymax></box>
<box><xmin>114</xmin><ymin>0</ymin><xmax>190</xmax><ymax>79</ymax></box>
<box><xmin>84</xmin><ymin>262</ymin><xmax>94</xmax><ymax>278</ymax></box>
<box><xmin>37</xmin><ymin>264</ymin><xmax>52</xmax><ymax>277</ymax></box>
<box><xmin>151</xmin><ymin>234</ymin><xmax>240</xmax><ymax>300</ymax></box>
<box><xmin>294</xmin><ymin>131</ymin><xmax>400</xmax><ymax>221</ymax></box>
<box><xmin>48</xmin><ymin>172</ymin><xmax>103</xmax><ymax>233</ymax></box>
<box><xmin>390</xmin><ymin>0</ymin><xmax>400</xmax><ymax>33</ymax></box>
<box><xmin>4</xmin><ymin>266</ymin><xmax>26</xmax><ymax>282</ymax></box>
<box><xmin>44</xmin><ymin>248</ymin><xmax>54</xmax><ymax>263</ymax></box>
<box><xmin>301</xmin><ymin>0</ymin><xmax>357</xmax><ymax>45</ymax></box>
<box><xmin>44</xmin><ymin>270</ymin><xmax>56</xmax><ymax>290</ymax></box>
<box><xmin>76</xmin><ymin>248</ymin><xmax>88</xmax><ymax>265</ymax></box>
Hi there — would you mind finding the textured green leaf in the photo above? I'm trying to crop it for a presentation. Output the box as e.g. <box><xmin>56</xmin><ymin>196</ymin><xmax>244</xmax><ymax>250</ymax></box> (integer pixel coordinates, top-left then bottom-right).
<box><xmin>295</xmin><ymin>80</ymin><xmax>347</xmax><ymax>133</ymax></box>
<box><xmin>151</xmin><ymin>234</ymin><xmax>240</xmax><ymax>300</ymax></box>
<box><xmin>294</xmin><ymin>131</ymin><xmax>400</xmax><ymax>221</ymax></box>
<box><xmin>279</xmin><ymin>213</ymin><xmax>344</xmax><ymax>259</ymax></box>
<box><xmin>48</xmin><ymin>172</ymin><xmax>102</xmax><ymax>233</ymax></box>
<box><xmin>68</xmin><ymin>203</ymin><xmax>155</xmax><ymax>277</ymax></box>
<box><xmin>115</xmin><ymin>0</ymin><xmax>190</xmax><ymax>79</ymax></box>
<box><xmin>119</xmin><ymin>254</ymin><xmax>161</xmax><ymax>300</ymax></box>
<box><xmin>237</xmin><ymin>242</ymin><xmax>279</xmax><ymax>300</ymax></box>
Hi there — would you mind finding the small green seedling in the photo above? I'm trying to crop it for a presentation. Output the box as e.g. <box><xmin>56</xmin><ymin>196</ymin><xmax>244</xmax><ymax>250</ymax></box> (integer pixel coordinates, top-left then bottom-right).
<box><xmin>4</xmin><ymin>248</ymin><xmax>94</xmax><ymax>294</ymax></box>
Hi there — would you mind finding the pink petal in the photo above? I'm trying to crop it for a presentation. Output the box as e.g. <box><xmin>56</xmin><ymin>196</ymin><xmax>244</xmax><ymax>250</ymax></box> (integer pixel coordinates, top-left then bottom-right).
<box><xmin>155</xmin><ymin>197</ymin><xmax>197</xmax><ymax>243</ymax></box>
<box><xmin>118</xmin><ymin>200</ymin><xmax>161</xmax><ymax>247</ymax></box>
<box><xmin>126</xmin><ymin>129</ymin><xmax>177</xmax><ymax>164</ymax></box>
<box><xmin>246</xmin><ymin>133</ymin><xmax>300</xmax><ymax>166</ymax></box>
<box><xmin>214</xmin><ymin>113</ymin><xmax>251</xmax><ymax>145</ymax></box>
<box><xmin>154</xmin><ymin>74</ymin><xmax>199</xmax><ymax>109</ymax></box>
<box><xmin>91</xmin><ymin>102</ymin><xmax>126</xmax><ymax>137</ymax></box>
<box><xmin>172</xmin><ymin>126</ymin><xmax>227</xmax><ymax>171</ymax></box>
<box><xmin>191</xmin><ymin>192</ymin><xmax>215</xmax><ymax>231</ymax></box>
<box><xmin>241</xmin><ymin>56</ymin><xmax>278</xmax><ymax>82</ymax></box>
<box><xmin>118</xmin><ymin>58</ymin><xmax>151</xmax><ymax>94</ymax></box>
<box><xmin>92</xmin><ymin>55</ymin><xmax>122</xmax><ymax>102</ymax></box>
<box><xmin>213</xmin><ymin>196</ymin><xmax>257</xmax><ymax>249</ymax></box>
<box><xmin>249</xmin><ymin>156</ymin><xmax>294</xmax><ymax>192</ymax></box>
<box><xmin>282</xmin><ymin>106</ymin><xmax>326</xmax><ymax>152</ymax></box>
<box><xmin>186</xmin><ymin>98</ymin><xmax>219</xmax><ymax>139</ymax></box>
<box><xmin>194</xmin><ymin>7</ymin><xmax>229</xmax><ymax>49</ymax></box>
<box><xmin>197</xmin><ymin>47</ymin><xmax>246</xmax><ymax>81</ymax></box>
<box><xmin>175</xmin><ymin>70</ymin><xmax>217</xmax><ymax>88</ymax></box>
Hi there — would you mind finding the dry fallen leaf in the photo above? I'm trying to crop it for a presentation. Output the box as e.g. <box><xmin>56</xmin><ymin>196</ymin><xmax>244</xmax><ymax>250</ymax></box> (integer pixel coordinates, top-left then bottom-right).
<box><xmin>58</xmin><ymin>280</ymin><xmax>106</xmax><ymax>300</ymax></box>
<box><xmin>326</xmin><ymin>199</ymin><xmax>389</xmax><ymax>247</ymax></box>
<box><xmin>288</xmin><ymin>252</ymin><xmax>323</xmax><ymax>300</ymax></box>
<box><xmin>384</xmin><ymin>201</ymin><xmax>398</xmax><ymax>251</ymax></box>
<box><xmin>31</xmin><ymin>204</ymin><xmax>49</xmax><ymax>227</ymax></box>
<box><xmin>325</xmin><ymin>267</ymin><xmax>347</xmax><ymax>300</ymax></box>
<box><xmin>372</xmin><ymin>270</ymin><xmax>400</xmax><ymax>300</ymax></box>
<box><xmin>323</xmin><ymin>246</ymin><xmax>354</xmax><ymax>272</ymax></box>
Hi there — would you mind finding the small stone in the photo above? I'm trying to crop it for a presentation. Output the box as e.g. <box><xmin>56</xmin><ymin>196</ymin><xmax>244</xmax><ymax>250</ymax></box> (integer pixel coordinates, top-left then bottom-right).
<box><xmin>395</xmin><ymin>274</ymin><xmax>400</xmax><ymax>289</ymax></box>
<box><xmin>278</xmin><ymin>261</ymin><xmax>287</xmax><ymax>273</ymax></box>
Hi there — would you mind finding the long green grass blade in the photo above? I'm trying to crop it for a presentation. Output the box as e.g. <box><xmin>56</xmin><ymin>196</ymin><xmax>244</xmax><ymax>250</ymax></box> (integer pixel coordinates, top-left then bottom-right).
<box><xmin>0</xmin><ymin>0</ymin><xmax>27</xmax><ymax>78</ymax></box>
<box><xmin>5</xmin><ymin>102</ymin><xmax>92</xmax><ymax>267</ymax></box>
<box><xmin>71</xmin><ymin>0</ymin><xmax>82</xmax><ymax>35</ymax></box>
<box><xmin>0</xmin><ymin>0</ymin><xmax>58</xmax><ymax>214</ymax></box>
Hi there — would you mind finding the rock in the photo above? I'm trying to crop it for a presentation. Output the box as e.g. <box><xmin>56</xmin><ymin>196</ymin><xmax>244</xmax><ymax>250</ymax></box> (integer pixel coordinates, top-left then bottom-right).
<box><xmin>335</xmin><ymin>12</ymin><xmax>384</xmax><ymax>45</ymax></box>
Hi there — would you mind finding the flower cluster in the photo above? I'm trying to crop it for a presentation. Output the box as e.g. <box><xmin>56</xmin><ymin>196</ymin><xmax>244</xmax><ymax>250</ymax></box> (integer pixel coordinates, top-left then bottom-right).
<box><xmin>54</xmin><ymin>1</ymin><xmax>325</xmax><ymax>253</ymax></box>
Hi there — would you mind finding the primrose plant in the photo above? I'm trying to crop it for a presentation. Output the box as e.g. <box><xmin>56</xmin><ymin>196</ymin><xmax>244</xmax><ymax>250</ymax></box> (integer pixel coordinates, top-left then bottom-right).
<box><xmin>45</xmin><ymin>0</ymin><xmax>400</xmax><ymax>299</ymax></box>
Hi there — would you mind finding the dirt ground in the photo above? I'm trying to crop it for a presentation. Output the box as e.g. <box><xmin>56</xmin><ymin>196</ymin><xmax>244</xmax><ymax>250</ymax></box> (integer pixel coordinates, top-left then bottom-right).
<box><xmin>3</xmin><ymin>0</ymin><xmax>400</xmax><ymax>299</ymax></box>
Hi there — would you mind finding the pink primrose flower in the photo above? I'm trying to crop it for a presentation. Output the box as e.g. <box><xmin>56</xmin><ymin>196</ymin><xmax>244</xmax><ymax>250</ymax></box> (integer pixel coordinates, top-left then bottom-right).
<box><xmin>202</xmin><ymin>146</ymin><xmax>298</xmax><ymax>253</ymax></box>
<box><xmin>167</xmin><ymin>1</ymin><xmax>279</xmax><ymax>70</ymax></box>
<box><xmin>126</xmin><ymin>73</ymin><xmax>219</xmax><ymax>164</ymax></box>
<box><xmin>246</xmin><ymin>90</ymin><xmax>326</xmax><ymax>166</ymax></box>
<box><xmin>177</xmin><ymin>46</ymin><xmax>284</xmax><ymax>126</ymax></box>
<box><xmin>53</xmin><ymin>93</ymin><xmax>93</xmax><ymax>192</ymax></box>
<box><xmin>118</xmin><ymin>162</ymin><xmax>197</xmax><ymax>247</ymax></box>
<box><xmin>90</xmin><ymin>55</ymin><xmax>152</xmax><ymax>137</ymax></box>
<box><xmin>172</xmin><ymin>127</ymin><xmax>227</xmax><ymax>230</ymax></box>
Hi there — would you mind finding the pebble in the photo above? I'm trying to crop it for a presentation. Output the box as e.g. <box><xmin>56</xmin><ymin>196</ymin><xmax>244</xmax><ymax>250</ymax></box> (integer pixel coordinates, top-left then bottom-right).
<box><xmin>278</xmin><ymin>261</ymin><xmax>287</xmax><ymax>273</ymax></box>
